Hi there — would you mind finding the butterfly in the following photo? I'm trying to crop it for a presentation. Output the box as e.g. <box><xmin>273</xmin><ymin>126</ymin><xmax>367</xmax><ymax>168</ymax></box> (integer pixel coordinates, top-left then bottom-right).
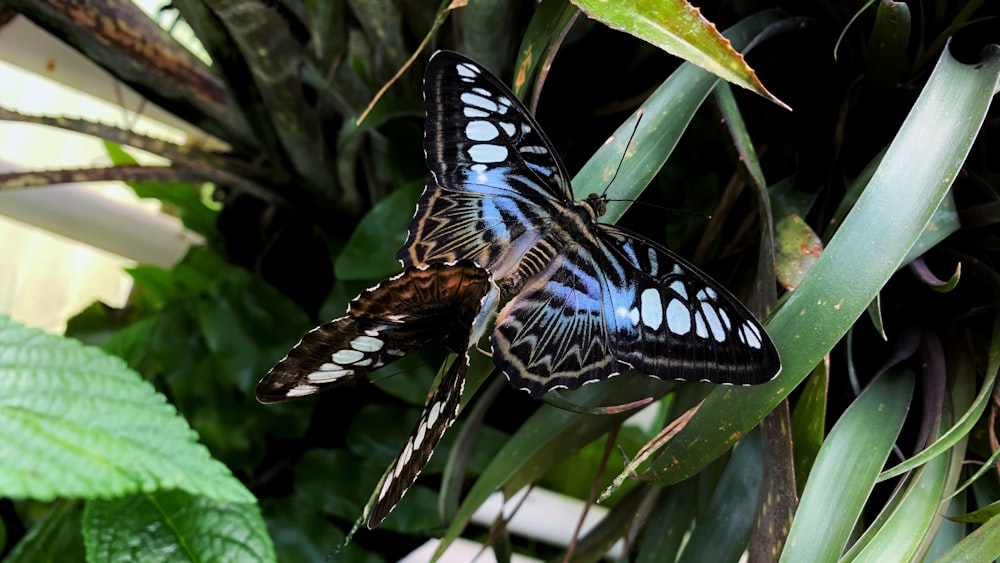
<box><xmin>257</xmin><ymin>260</ymin><xmax>498</xmax><ymax>527</ymax></box>
<box><xmin>258</xmin><ymin>50</ymin><xmax>781</xmax><ymax>528</ymax></box>
<box><xmin>402</xmin><ymin>50</ymin><xmax>781</xmax><ymax>397</ymax></box>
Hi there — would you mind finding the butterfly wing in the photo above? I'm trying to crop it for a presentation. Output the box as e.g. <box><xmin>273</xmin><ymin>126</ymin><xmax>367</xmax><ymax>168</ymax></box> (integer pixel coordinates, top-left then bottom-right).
<box><xmin>490</xmin><ymin>246</ymin><xmax>618</xmax><ymax>397</ymax></box>
<box><xmin>365</xmin><ymin>349</ymin><xmax>469</xmax><ymax>527</ymax></box>
<box><xmin>595</xmin><ymin>226</ymin><xmax>781</xmax><ymax>385</ymax></box>
<box><xmin>491</xmin><ymin>228</ymin><xmax>780</xmax><ymax>397</ymax></box>
<box><xmin>400</xmin><ymin>51</ymin><xmax>572</xmax><ymax>276</ymax></box>
<box><xmin>256</xmin><ymin>261</ymin><xmax>493</xmax><ymax>403</ymax></box>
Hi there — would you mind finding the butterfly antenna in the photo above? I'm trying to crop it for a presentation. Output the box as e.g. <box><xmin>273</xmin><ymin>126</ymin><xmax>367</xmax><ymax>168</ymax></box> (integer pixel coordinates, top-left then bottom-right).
<box><xmin>601</xmin><ymin>109</ymin><xmax>644</xmax><ymax>198</ymax></box>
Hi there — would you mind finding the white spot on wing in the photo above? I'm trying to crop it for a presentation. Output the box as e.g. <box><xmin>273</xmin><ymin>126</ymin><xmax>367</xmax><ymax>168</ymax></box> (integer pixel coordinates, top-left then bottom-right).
<box><xmin>670</xmin><ymin>280</ymin><xmax>688</xmax><ymax>298</ymax></box>
<box><xmin>519</xmin><ymin>145</ymin><xmax>548</xmax><ymax>155</ymax></box>
<box><xmin>287</xmin><ymin>384</ymin><xmax>319</xmax><ymax>397</ymax></box>
<box><xmin>351</xmin><ymin>335</ymin><xmax>383</xmax><ymax>352</ymax></box>
<box><xmin>456</xmin><ymin>62</ymin><xmax>478</xmax><ymax>78</ymax></box>
<box><xmin>426</xmin><ymin>401</ymin><xmax>443</xmax><ymax>428</ymax></box>
<box><xmin>742</xmin><ymin>322</ymin><xmax>763</xmax><ymax>349</ymax></box>
<box><xmin>469</xmin><ymin>144</ymin><xmax>508</xmax><ymax>163</ymax></box>
<box><xmin>666</xmin><ymin>299</ymin><xmax>690</xmax><ymax>335</ymax></box>
<box><xmin>640</xmin><ymin>288</ymin><xmax>663</xmax><ymax>330</ymax></box>
<box><xmin>332</xmin><ymin>349</ymin><xmax>364</xmax><ymax>364</ymax></box>
<box><xmin>462</xmin><ymin>92</ymin><xmax>499</xmax><ymax>113</ymax></box>
<box><xmin>307</xmin><ymin>368</ymin><xmax>353</xmax><ymax>382</ymax></box>
<box><xmin>695</xmin><ymin>312</ymin><xmax>709</xmax><ymax>338</ymax></box>
<box><xmin>701</xmin><ymin>304</ymin><xmax>727</xmax><ymax>342</ymax></box>
<box><xmin>463</xmin><ymin>107</ymin><xmax>489</xmax><ymax>118</ymax></box>
<box><xmin>499</xmin><ymin>122</ymin><xmax>516</xmax><ymax>136</ymax></box>
<box><xmin>466</xmin><ymin>120</ymin><xmax>499</xmax><ymax>141</ymax></box>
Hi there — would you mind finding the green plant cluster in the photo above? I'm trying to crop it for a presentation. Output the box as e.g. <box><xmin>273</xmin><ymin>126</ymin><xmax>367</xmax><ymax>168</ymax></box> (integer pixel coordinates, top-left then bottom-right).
<box><xmin>1</xmin><ymin>0</ymin><xmax>1000</xmax><ymax>561</ymax></box>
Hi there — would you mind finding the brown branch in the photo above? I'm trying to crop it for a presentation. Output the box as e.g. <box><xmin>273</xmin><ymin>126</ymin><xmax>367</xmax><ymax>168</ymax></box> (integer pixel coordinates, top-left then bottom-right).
<box><xmin>0</xmin><ymin>166</ymin><xmax>206</xmax><ymax>190</ymax></box>
<box><xmin>0</xmin><ymin>165</ymin><xmax>279</xmax><ymax>204</ymax></box>
<box><xmin>0</xmin><ymin>107</ymin><xmax>283</xmax><ymax>202</ymax></box>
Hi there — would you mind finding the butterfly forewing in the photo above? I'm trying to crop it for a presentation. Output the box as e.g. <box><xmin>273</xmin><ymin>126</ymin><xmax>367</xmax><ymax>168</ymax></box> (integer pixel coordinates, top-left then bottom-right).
<box><xmin>256</xmin><ymin>261</ymin><xmax>493</xmax><ymax>403</ymax></box>
<box><xmin>422</xmin><ymin>51</ymin><xmax>572</xmax><ymax>201</ymax></box>
<box><xmin>401</xmin><ymin>52</ymin><xmax>573</xmax><ymax>275</ymax></box>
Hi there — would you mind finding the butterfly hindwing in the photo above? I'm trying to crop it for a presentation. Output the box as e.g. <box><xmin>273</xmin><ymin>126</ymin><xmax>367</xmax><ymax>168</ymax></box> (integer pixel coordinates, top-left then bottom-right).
<box><xmin>256</xmin><ymin>261</ymin><xmax>492</xmax><ymax>404</ymax></box>
<box><xmin>596</xmin><ymin>226</ymin><xmax>780</xmax><ymax>385</ymax></box>
<box><xmin>365</xmin><ymin>349</ymin><xmax>469</xmax><ymax>528</ymax></box>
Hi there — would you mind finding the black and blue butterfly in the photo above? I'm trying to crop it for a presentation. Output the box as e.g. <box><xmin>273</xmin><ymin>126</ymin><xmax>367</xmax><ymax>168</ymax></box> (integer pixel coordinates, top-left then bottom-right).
<box><xmin>257</xmin><ymin>51</ymin><xmax>781</xmax><ymax>528</ymax></box>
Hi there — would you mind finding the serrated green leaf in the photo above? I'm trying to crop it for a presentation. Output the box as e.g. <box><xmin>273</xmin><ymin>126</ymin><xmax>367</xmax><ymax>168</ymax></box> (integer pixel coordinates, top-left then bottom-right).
<box><xmin>0</xmin><ymin>314</ymin><xmax>253</xmax><ymax>504</ymax></box>
<box><xmin>82</xmin><ymin>490</ymin><xmax>274</xmax><ymax>562</ymax></box>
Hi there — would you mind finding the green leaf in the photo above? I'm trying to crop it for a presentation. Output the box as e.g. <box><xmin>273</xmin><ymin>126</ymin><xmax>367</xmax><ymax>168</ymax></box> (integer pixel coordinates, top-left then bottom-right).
<box><xmin>104</xmin><ymin>141</ymin><xmax>220</xmax><ymax>239</ymax></box>
<box><xmin>935</xmin><ymin>511</ymin><xmax>1000</xmax><ymax>563</ymax></box>
<box><xmin>635</xmin><ymin>484</ymin><xmax>696</xmax><ymax>562</ymax></box>
<box><xmin>335</xmin><ymin>182</ymin><xmax>422</xmax><ymax>281</ymax></box>
<box><xmin>572</xmin><ymin>9</ymin><xmax>804</xmax><ymax>223</ymax></box>
<box><xmin>3</xmin><ymin>501</ymin><xmax>85</xmax><ymax>563</ymax></box>
<box><xmin>571</xmin><ymin>0</ymin><xmax>787</xmax><ymax>108</ymax></box>
<box><xmin>790</xmin><ymin>363</ymin><xmax>828</xmax><ymax>495</ymax></box>
<box><xmin>677</xmin><ymin>431</ymin><xmax>762</xmax><ymax>562</ymax></box>
<box><xmin>781</xmin><ymin>370</ymin><xmax>914</xmax><ymax>562</ymax></box>
<box><xmin>82</xmin><ymin>490</ymin><xmax>274</xmax><ymax>562</ymax></box>
<box><xmin>0</xmin><ymin>314</ymin><xmax>253</xmax><ymax>504</ymax></box>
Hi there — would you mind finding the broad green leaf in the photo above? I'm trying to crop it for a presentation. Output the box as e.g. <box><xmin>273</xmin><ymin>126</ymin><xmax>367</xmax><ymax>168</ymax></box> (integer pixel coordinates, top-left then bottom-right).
<box><xmin>643</xmin><ymin>41</ymin><xmax>1000</xmax><ymax>488</ymax></box>
<box><xmin>335</xmin><ymin>181</ymin><xmax>422</xmax><ymax>280</ymax></box>
<box><xmin>677</xmin><ymin>431</ymin><xmax>762</xmax><ymax>562</ymax></box>
<box><xmin>781</xmin><ymin>370</ymin><xmax>913</xmax><ymax>562</ymax></box>
<box><xmin>865</xmin><ymin>0</ymin><xmax>911</xmax><ymax>93</ymax></box>
<box><xmin>790</xmin><ymin>363</ymin><xmax>828</xmax><ymax>495</ymax></box>
<box><xmin>0</xmin><ymin>314</ymin><xmax>253</xmax><ymax>504</ymax></box>
<box><xmin>635</xmin><ymin>484</ymin><xmax>696</xmax><ymax>562</ymax></box>
<box><xmin>82</xmin><ymin>490</ymin><xmax>274</xmax><ymax>562</ymax></box>
<box><xmin>844</xmin><ymin>347</ymin><xmax>975</xmax><ymax>562</ymax></box>
<box><xmin>935</xmin><ymin>511</ymin><xmax>1000</xmax><ymax>563</ymax></box>
<box><xmin>925</xmin><ymin>494</ymin><xmax>970</xmax><ymax>560</ymax></box>
<box><xmin>878</xmin><ymin>310</ymin><xmax>1000</xmax><ymax>482</ymax></box>
<box><xmin>572</xmin><ymin>0</ymin><xmax>787</xmax><ymax>108</ymax></box>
